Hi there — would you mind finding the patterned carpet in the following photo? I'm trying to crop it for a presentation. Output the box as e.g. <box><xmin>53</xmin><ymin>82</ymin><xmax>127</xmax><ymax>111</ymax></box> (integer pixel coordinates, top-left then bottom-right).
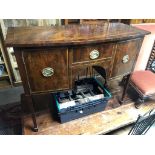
<box><xmin>0</xmin><ymin>103</ymin><xmax>22</xmax><ymax>135</ymax></box>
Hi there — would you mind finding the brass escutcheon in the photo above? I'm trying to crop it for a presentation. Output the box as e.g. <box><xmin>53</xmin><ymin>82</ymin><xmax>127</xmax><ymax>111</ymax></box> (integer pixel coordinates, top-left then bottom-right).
<box><xmin>122</xmin><ymin>55</ymin><xmax>129</xmax><ymax>63</ymax></box>
<box><xmin>42</xmin><ymin>67</ymin><xmax>54</xmax><ymax>77</ymax></box>
<box><xmin>90</xmin><ymin>50</ymin><xmax>100</xmax><ymax>60</ymax></box>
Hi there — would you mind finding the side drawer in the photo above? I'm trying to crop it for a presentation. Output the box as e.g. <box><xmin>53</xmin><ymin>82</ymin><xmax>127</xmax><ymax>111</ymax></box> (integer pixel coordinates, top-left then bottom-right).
<box><xmin>71</xmin><ymin>43</ymin><xmax>115</xmax><ymax>64</ymax></box>
<box><xmin>111</xmin><ymin>38</ymin><xmax>143</xmax><ymax>78</ymax></box>
<box><xmin>22</xmin><ymin>47</ymin><xmax>69</xmax><ymax>93</ymax></box>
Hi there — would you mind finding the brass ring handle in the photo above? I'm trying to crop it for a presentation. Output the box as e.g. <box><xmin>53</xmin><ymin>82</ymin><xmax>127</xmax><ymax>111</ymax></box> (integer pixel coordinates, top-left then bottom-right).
<box><xmin>42</xmin><ymin>67</ymin><xmax>54</xmax><ymax>77</ymax></box>
<box><xmin>90</xmin><ymin>50</ymin><xmax>100</xmax><ymax>60</ymax></box>
<box><xmin>122</xmin><ymin>55</ymin><xmax>129</xmax><ymax>63</ymax></box>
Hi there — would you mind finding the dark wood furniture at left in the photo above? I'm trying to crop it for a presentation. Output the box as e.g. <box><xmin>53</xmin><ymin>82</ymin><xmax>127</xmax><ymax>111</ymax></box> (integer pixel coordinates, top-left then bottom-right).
<box><xmin>0</xmin><ymin>25</ymin><xmax>12</xmax><ymax>88</ymax></box>
<box><xmin>5</xmin><ymin>23</ymin><xmax>150</xmax><ymax>132</ymax></box>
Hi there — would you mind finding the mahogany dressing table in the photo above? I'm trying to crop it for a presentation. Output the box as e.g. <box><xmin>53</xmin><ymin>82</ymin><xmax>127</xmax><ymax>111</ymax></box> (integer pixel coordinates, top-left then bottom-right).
<box><xmin>5</xmin><ymin>23</ymin><xmax>150</xmax><ymax>132</ymax></box>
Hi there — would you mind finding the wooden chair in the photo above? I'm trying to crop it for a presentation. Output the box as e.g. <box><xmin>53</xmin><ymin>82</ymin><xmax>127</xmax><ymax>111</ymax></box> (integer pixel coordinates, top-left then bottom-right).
<box><xmin>129</xmin><ymin>40</ymin><xmax>155</xmax><ymax>108</ymax></box>
<box><xmin>128</xmin><ymin>108</ymin><xmax>155</xmax><ymax>135</ymax></box>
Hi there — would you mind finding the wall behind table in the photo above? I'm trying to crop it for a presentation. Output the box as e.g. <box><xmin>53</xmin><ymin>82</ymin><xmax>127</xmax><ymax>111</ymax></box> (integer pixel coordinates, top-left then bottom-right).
<box><xmin>133</xmin><ymin>24</ymin><xmax>155</xmax><ymax>71</ymax></box>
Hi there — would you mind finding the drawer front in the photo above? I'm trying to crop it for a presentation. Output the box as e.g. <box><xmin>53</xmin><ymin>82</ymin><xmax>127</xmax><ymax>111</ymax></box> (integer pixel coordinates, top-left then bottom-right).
<box><xmin>111</xmin><ymin>38</ymin><xmax>143</xmax><ymax>78</ymax></box>
<box><xmin>23</xmin><ymin>48</ymin><xmax>69</xmax><ymax>93</ymax></box>
<box><xmin>71</xmin><ymin>60</ymin><xmax>112</xmax><ymax>87</ymax></box>
<box><xmin>71</xmin><ymin>43</ymin><xmax>114</xmax><ymax>64</ymax></box>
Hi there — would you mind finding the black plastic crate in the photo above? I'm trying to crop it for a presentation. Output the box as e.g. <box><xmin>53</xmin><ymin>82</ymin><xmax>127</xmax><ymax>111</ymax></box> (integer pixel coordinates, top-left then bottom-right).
<box><xmin>54</xmin><ymin>77</ymin><xmax>111</xmax><ymax>123</ymax></box>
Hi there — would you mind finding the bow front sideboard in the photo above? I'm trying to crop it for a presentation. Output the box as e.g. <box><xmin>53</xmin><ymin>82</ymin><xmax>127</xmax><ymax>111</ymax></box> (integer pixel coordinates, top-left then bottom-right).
<box><xmin>5</xmin><ymin>23</ymin><xmax>150</xmax><ymax>132</ymax></box>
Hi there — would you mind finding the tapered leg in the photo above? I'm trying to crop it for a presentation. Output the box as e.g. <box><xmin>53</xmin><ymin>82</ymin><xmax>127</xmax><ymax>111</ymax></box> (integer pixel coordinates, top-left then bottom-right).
<box><xmin>118</xmin><ymin>74</ymin><xmax>130</xmax><ymax>104</ymax></box>
<box><xmin>21</xmin><ymin>94</ymin><xmax>38</xmax><ymax>132</ymax></box>
<box><xmin>27</xmin><ymin>95</ymin><xmax>38</xmax><ymax>132</ymax></box>
<box><xmin>30</xmin><ymin>96</ymin><xmax>38</xmax><ymax>132</ymax></box>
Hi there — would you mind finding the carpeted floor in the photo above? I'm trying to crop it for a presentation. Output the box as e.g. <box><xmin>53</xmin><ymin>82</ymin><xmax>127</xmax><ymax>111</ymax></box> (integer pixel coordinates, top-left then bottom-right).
<box><xmin>0</xmin><ymin>85</ymin><xmax>138</xmax><ymax>135</ymax></box>
<box><xmin>0</xmin><ymin>85</ymin><xmax>155</xmax><ymax>135</ymax></box>
<box><xmin>0</xmin><ymin>103</ymin><xmax>22</xmax><ymax>135</ymax></box>
<box><xmin>0</xmin><ymin>86</ymin><xmax>24</xmax><ymax>106</ymax></box>
<box><xmin>0</xmin><ymin>86</ymin><xmax>23</xmax><ymax>135</ymax></box>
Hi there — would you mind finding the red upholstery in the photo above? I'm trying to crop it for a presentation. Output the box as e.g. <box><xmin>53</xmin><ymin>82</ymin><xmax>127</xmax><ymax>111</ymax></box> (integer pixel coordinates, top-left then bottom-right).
<box><xmin>131</xmin><ymin>70</ymin><xmax>155</xmax><ymax>95</ymax></box>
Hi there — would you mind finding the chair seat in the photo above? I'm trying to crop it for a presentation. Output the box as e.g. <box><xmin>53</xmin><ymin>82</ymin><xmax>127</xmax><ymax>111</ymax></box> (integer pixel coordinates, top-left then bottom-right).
<box><xmin>131</xmin><ymin>70</ymin><xmax>155</xmax><ymax>95</ymax></box>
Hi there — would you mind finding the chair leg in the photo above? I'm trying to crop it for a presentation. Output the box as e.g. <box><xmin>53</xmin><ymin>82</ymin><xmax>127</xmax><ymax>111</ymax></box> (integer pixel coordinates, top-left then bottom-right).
<box><xmin>135</xmin><ymin>98</ymin><xmax>145</xmax><ymax>109</ymax></box>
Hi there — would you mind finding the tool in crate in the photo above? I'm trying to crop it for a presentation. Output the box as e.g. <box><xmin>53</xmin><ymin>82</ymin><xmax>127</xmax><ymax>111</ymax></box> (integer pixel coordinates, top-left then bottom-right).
<box><xmin>53</xmin><ymin>66</ymin><xmax>112</xmax><ymax>123</ymax></box>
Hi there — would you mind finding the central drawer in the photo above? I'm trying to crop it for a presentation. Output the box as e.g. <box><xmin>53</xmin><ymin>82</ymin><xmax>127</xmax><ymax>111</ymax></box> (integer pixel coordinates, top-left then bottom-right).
<box><xmin>71</xmin><ymin>43</ymin><xmax>114</xmax><ymax>64</ymax></box>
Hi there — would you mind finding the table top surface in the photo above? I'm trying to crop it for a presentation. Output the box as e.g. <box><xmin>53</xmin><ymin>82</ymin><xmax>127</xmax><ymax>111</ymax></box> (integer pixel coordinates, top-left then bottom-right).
<box><xmin>5</xmin><ymin>23</ymin><xmax>150</xmax><ymax>47</ymax></box>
